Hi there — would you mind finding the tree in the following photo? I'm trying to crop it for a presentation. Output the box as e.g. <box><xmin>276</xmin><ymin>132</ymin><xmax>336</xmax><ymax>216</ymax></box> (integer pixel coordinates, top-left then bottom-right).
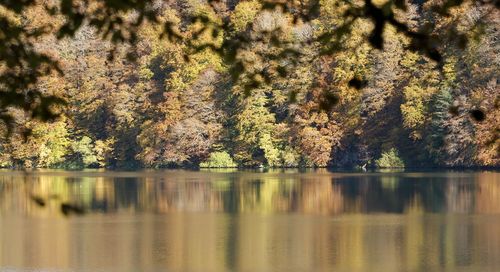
<box><xmin>1</xmin><ymin>0</ymin><xmax>496</xmax><ymax>125</ymax></box>
<box><xmin>0</xmin><ymin>0</ymin><xmax>497</xmax><ymax>169</ymax></box>
<box><xmin>425</xmin><ymin>88</ymin><xmax>453</xmax><ymax>165</ymax></box>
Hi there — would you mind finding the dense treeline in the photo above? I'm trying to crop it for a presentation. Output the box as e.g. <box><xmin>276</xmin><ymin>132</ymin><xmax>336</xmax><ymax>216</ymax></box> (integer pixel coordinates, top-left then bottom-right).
<box><xmin>0</xmin><ymin>0</ymin><xmax>498</xmax><ymax>169</ymax></box>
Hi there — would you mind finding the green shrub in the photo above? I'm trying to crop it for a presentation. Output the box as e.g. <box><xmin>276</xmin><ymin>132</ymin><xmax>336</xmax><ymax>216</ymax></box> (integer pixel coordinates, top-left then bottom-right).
<box><xmin>375</xmin><ymin>148</ymin><xmax>405</xmax><ymax>168</ymax></box>
<box><xmin>71</xmin><ymin>136</ymin><xmax>99</xmax><ymax>167</ymax></box>
<box><xmin>281</xmin><ymin>147</ymin><xmax>299</xmax><ymax>167</ymax></box>
<box><xmin>200</xmin><ymin>151</ymin><xmax>237</xmax><ymax>168</ymax></box>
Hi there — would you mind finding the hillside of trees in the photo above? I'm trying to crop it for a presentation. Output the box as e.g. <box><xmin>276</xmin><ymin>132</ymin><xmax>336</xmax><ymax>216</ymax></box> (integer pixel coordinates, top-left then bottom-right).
<box><xmin>0</xmin><ymin>0</ymin><xmax>498</xmax><ymax>169</ymax></box>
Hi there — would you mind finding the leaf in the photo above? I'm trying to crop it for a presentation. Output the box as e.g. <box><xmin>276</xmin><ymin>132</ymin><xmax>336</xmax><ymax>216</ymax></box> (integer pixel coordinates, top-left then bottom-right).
<box><xmin>61</xmin><ymin>203</ymin><xmax>85</xmax><ymax>216</ymax></box>
<box><xmin>31</xmin><ymin>195</ymin><xmax>46</xmax><ymax>207</ymax></box>
<box><xmin>348</xmin><ymin>77</ymin><xmax>368</xmax><ymax>89</ymax></box>
<box><xmin>469</xmin><ymin>109</ymin><xmax>486</xmax><ymax>122</ymax></box>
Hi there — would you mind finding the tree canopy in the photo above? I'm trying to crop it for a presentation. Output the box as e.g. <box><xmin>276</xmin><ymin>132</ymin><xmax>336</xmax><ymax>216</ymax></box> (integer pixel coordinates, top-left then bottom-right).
<box><xmin>0</xmin><ymin>0</ymin><xmax>498</xmax><ymax>168</ymax></box>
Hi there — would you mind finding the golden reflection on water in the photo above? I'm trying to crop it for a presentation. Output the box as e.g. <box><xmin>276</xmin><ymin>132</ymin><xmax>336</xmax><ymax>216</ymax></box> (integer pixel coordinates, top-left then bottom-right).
<box><xmin>0</xmin><ymin>170</ymin><xmax>499</xmax><ymax>272</ymax></box>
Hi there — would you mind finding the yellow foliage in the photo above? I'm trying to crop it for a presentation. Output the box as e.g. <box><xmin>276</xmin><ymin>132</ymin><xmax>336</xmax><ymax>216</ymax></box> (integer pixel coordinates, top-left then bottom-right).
<box><xmin>231</xmin><ymin>0</ymin><xmax>262</xmax><ymax>32</ymax></box>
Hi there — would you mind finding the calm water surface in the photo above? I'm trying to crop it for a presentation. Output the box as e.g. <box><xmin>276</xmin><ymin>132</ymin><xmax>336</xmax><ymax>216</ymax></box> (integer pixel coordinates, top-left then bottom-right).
<box><xmin>0</xmin><ymin>170</ymin><xmax>499</xmax><ymax>272</ymax></box>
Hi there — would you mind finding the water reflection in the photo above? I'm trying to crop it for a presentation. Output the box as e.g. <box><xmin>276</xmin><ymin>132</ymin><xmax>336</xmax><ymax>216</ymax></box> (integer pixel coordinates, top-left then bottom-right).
<box><xmin>0</xmin><ymin>170</ymin><xmax>499</xmax><ymax>272</ymax></box>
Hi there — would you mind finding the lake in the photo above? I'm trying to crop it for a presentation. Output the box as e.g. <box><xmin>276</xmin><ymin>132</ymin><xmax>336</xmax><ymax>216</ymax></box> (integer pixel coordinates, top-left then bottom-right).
<box><xmin>0</xmin><ymin>170</ymin><xmax>499</xmax><ymax>272</ymax></box>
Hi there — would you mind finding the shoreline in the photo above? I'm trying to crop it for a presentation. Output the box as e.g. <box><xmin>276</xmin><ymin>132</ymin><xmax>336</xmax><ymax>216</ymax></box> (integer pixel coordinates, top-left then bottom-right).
<box><xmin>0</xmin><ymin>166</ymin><xmax>498</xmax><ymax>172</ymax></box>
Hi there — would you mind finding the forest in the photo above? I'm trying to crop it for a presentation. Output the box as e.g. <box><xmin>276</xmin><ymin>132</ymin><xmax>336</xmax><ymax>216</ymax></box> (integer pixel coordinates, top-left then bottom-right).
<box><xmin>0</xmin><ymin>0</ymin><xmax>498</xmax><ymax>169</ymax></box>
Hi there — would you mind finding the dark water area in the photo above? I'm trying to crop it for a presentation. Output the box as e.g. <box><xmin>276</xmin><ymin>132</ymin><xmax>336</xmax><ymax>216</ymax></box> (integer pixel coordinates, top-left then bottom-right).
<box><xmin>0</xmin><ymin>170</ymin><xmax>499</xmax><ymax>271</ymax></box>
